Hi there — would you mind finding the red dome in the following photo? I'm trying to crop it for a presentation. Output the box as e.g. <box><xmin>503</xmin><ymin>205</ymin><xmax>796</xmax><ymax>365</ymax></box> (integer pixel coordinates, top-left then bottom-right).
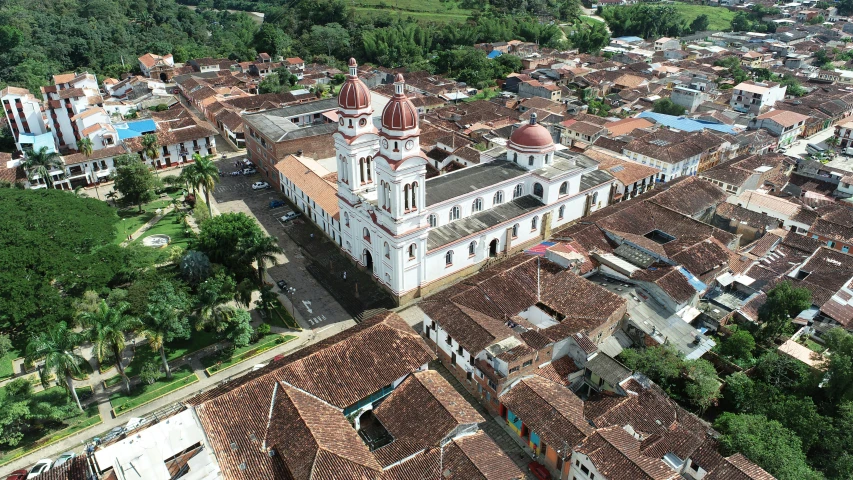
<box><xmin>381</xmin><ymin>75</ymin><xmax>418</xmax><ymax>131</ymax></box>
<box><xmin>509</xmin><ymin>123</ymin><xmax>553</xmax><ymax>148</ymax></box>
<box><xmin>338</xmin><ymin>58</ymin><xmax>371</xmax><ymax>110</ymax></box>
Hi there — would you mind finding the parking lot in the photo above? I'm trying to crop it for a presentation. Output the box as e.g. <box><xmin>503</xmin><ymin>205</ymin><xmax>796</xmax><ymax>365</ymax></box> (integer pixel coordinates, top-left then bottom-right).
<box><xmin>211</xmin><ymin>158</ymin><xmax>354</xmax><ymax>330</ymax></box>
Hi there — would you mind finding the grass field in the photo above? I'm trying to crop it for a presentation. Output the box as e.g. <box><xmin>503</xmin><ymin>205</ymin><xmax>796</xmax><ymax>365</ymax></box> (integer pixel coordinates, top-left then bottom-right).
<box><xmin>0</xmin><ymin>350</ymin><xmax>20</xmax><ymax>380</ymax></box>
<box><xmin>132</xmin><ymin>210</ymin><xmax>193</xmax><ymax>249</ymax></box>
<box><xmin>672</xmin><ymin>3</ymin><xmax>736</xmax><ymax>31</ymax></box>
<box><xmin>352</xmin><ymin>0</ymin><xmax>471</xmax><ymax>22</ymax></box>
<box><xmin>202</xmin><ymin>334</ymin><xmax>296</xmax><ymax>375</ymax></box>
<box><xmin>580</xmin><ymin>15</ymin><xmax>604</xmax><ymax>26</ymax></box>
<box><xmin>113</xmin><ymin>190</ymin><xmax>183</xmax><ymax>245</ymax></box>
<box><xmin>110</xmin><ymin>365</ymin><xmax>198</xmax><ymax>415</ymax></box>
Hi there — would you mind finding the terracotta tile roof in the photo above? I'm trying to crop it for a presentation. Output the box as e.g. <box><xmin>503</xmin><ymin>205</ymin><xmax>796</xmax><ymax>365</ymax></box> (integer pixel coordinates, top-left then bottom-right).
<box><xmin>781</xmin><ymin>230</ymin><xmax>822</xmax><ymax>254</ymax></box>
<box><xmin>716</xmin><ymin>203</ymin><xmax>779</xmax><ymax>231</ymax></box>
<box><xmin>755</xmin><ymin>109</ymin><xmax>810</xmax><ymax>128</ymax></box>
<box><xmin>570</xmin><ymin>121</ymin><xmax>607</xmax><ymax>136</ymax></box>
<box><xmin>789</xmin><ymin>247</ymin><xmax>853</xmax><ymax>306</ymax></box>
<box><xmin>706</xmin><ymin>453</ymin><xmax>776</xmax><ymax>480</ymax></box>
<box><xmin>671</xmin><ymin>239</ymin><xmax>731</xmax><ymax>279</ymax></box>
<box><xmin>53</xmin><ymin>73</ymin><xmax>77</xmax><ymax>84</ymax></box>
<box><xmin>632</xmin><ymin>265</ymin><xmax>698</xmax><ymax>304</ymax></box>
<box><xmin>0</xmin><ymin>86</ymin><xmax>32</xmax><ymax>96</ymax></box>
<box><xmin>420</xmin><ymin>298</ymin><xmax>515</xmax><ymax>354</ymax></box>
<box><xmin>743</xmin><ymin>233</ymin><xmax>782</xmax><ymax>257</ymax></box>
<box><xmin>275</xmin><ymin>155</ymin><xmax>340</xmax><ymax>220</ymax></box>
<box><xmin>62</xmin><ymin>145</ymin><xmax>129</xmax><ymax>166</ymax></box>
<box><xmin>534</xmin><ymin>355</ymin><xmax>580</xmax><ymax>386</ymax></box>
<box><xmin>58</xmin><ymin>88</ymin><xmax>85</xmax><ymax>100</ymax></box>
<box><xmin>0</xmin><ymin>154</ymin><xmax>25</xmax><ymax>184</ymax></box>
<box><xmin>577</xmin><ymin>426</ymin><xmax>679</xmax><ymax>480</ymax></box>
<box><xmin>499</xmin><ymin>375</ymin><xmax>593</xmax><ymax>449</ymax></box>
<box><xmin>605</xmin><ymin>117</ymin><xmax>655</xmax><ymax>136</ymax></box>
<box><xmin>812</xmin><ymin>217</ymin><xmax>853</xmax><ymax>243</ymax></box>
<box><xmin>372</xmin><ymin>370</ymin><xmax>483</xmax><ymax>467</ymax></box>
<box><xmin>648</xmin><ymin>176</ymin><xmax>726</xmax><ymax>218</ymax></box>
<box><xmin>265</xmin><ymin>383</ymin><xmax>382</xmax><ymax>480</ymax></box>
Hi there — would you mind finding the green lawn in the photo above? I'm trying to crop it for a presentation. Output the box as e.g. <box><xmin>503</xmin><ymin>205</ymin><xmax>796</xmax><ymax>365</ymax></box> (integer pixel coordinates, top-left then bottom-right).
<box><xmin>132</xmin><ymin>210</ymin><xmax>193</xmax><ymax>249</ymax></box>
<box><xmin>354</xmin><ymin>6</ymin><xmax>469</xmax><ymax>22</ymax></box>
<box><xmin>104</xmin><ymin>330</ymin><xmax>220</xmax><ymax>388</ymax></box>
<box><xmin>0</xmin><ymin>350</ymin><xmax>20</xmax><ymax>380</ymax></box>
<box><xmin>0</xmin><ymin>386</ymin><xmax>99</xmax><ymax>466</ymax></box>
<box><xmin>672</xmin><ymin>3</ymin><xmax>736</xmax><ymax>31</ymax></box>
<box><xmin>579</xmin><ymin>15</ymin><xmax>604</xmax><ymax>26</ymax></box>
<box><xmin>110</xmin><ymin>365</ymin><xmax>198</xmax><ymax>415</ymax></box>
<box><xmin>464</xmin><ymin>88</ymin><xmax>500</xmax><ymax>103</ymax></box>
<box><xmin>267</xmin><ymin>302</ymin><xmax>301</xmax><ymax>330</ymax></box>
<box><xmin>113</xmin><ymin>190</ymin><xmax>183</xmax><ymax>245</ymax></box>
<box><xmin>202</xmin><ymin>334</ymin><xmax>296</xmax><ymax>375</ymax></box>
<box><xmin>804</xmin><ymin>339</ymin><xmax>825</xmax><ymax>353</ymax></box>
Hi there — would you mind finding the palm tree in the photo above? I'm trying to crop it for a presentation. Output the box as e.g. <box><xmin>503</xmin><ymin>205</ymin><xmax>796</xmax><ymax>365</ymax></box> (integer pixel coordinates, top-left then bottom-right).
<box><xmin>827</xmin><ymin>135</ymin><xmax>840</xmax><ymax>149</ymax></box>
<box><xmin>77</xmin><ymin>137</ymin><xmax>94</xmax><ymax>158</ymax></box>
<box><xmin>193</xmin><ymin>278</ymin><xmax>237</xmax><ymax>332</ymax></box>
<box><xmin>80</xmin><ymin>301</ymin><xmax>140</xmax><ymax>393</ymax></box>
<box><xmin>141</xmin><ymin>134</ymin><xmax>160</xmax><ymax>164</ymax></box>
<box><xmin>139</xmin><ymin>322</ymin><xmax>171</xmax><ymax>379</ymax></box>
<box><xmin>23</xmin><ymin>147</ymin><xmax>64</xmax><ymax>189</ymax></box>
<box><xmin>190</xmin><ymin>153</ymin><xmax>219</xmax><ymax>217</ymax></box>
<box><xmin>25</xmin><ymin>322</ymin><xmax>87</xmax><ymax>411</ymax></box>
<box><xmin>241</xmin><ymin>233</ymin><xmax>283</xmax><ymax>285</ymax></box>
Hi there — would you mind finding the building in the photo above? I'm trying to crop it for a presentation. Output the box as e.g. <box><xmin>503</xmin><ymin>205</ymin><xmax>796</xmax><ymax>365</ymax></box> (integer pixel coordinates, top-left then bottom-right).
<box><xmin>1</xmin><ymin>86</ymin><xmax>49</xmax><ymax>151</ymax></box>
<box><xmin>583</xmin><ymin>148</ymin><xmax>660</xmax><ymax>202</ymax></box>
<box><xmin>622</xmin><ymin>130</ymin><xmax>704</xmax><ymax>181</ymax></box>
<box><xmin>42</xmin><ymin>72</ymin><xmax>109</xmax><ymax>152</ymax></box>
<box><xmin>328</xmin><ymin>59</ymin><xmax>615</xmax><ymax>304</ymax></box>
<box><xmin>834</xmin><ymin>120</ymin><xmax>853</xmax><ymax>149</ymax></box>
<box><xmin>747</xmin><ymin>109</ymin><xmax>808</xmax><ymax>147</ymax></box>
<box><xmin>518</xmin><ymin>80</ymin><xmax>562</xmax><ymax>102</ymax></box>
<box><xmin>729</xmin><ymin>81</ymin><xmax>787</xmax><ymax>115</ymax></box>
<box><xmin>276</xmin><ymin>154</ymin><xmax>342</xmax><ymax>242</ymax></box>
<box><xmin>654</xmin><ymin>37</ymin><xmax>680</xmax><ymax>51</ymax></box>
<box><xmin>138</xmin><ymin>53</ymin><xmax>175</xmax><ymax>81</ymax></box>
<box><xmin>670</xmin><ymin>85</ymin><xmax>709</xmax><ymax>113</ymax></box>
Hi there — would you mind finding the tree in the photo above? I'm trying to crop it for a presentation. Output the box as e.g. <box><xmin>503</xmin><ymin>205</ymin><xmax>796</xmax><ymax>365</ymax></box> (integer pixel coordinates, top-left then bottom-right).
<box><xmin>731</xmin><ymin>12</ymin><xmax>752</xmax><ymax>32</ymax></box>
<box><xmin>80</xmin><ymin>300</ymin><xmax>140</xmax><ymax>393</ymax></box>
<box><xmin>722</xmin><ymin>371</ymin><xmax>755</xmax><ymax>411</ymax></box>
<box><xmin>684</xmin><ymin>359</ymin><xmax>720</xmax><ymax>414</ymax></box>
<box><xmin>720</xmin><ymin>329</ymin><xmax>756</xmax><ymax>362</ymax></box>
<box><xmin>0</xmin><ymin>334</ymin><xmax>11</xmax><ymax>358</ymax></box>
<box><xmin>619</xmin><ymin>345</ymin><xmax>684</xmax><ymax>393</ymax></box>
<box><xmin>23</xmin><ymin>147</ymin><xmax>63</xmax><ymax>189</ymax></box>
<box><xmin>690</xmin><ymin>14</ymin><xmax>709</xmax><ymax>33</ymax></box>
<box><xmin>140</xmin><ymin>134</ymin><xmax>160</xmax><ymax>163</ymax></box>
<box><xmin>253</xmin><ymin>23</ymin><xmax>292</xmax><ymax>56</ymax></box>
<box><xmin>240</xmin><ymin>233</ymin><xmax>283</xmax><ymax>285</ymax></box>
<box><xmin>570</xmin><ymin>21</ymin><xmax>610</xmax><ymax>54</ymax></box>
<box><xmin>192</xmin><ymin>213</ymin><xmax>267</xmax><ymax>280</ymax></box>
<box><xmin>822</xmin><ymin>327</ymin><xmax>853</xmax><ymax>402</ymax></box>
<box><xmin>25</xmin><ymin>322</ymin><xmax>86</xmax><ymax>411</ymax></box>
<box><xmin>714</xmin><ymin>413</ymin><xmax>823</xmax><ymax>480</ymax></box>
<box><xmin>652</xmin><ymin>98</ymin><xmax>686</xmax><ymax>116</ymax></box>
<box><xmin>140</xmin><ymin>280</ymin><xmax>191</xmax><ymax>379</ymax></box>
<box><xmin>114</xmin><ymin>155</ymin><xmax>157</xmax><ymax>212</ymax></box>
<box><xmin>308</xmin><ymin>23</ymin><xmax>350</xmax><ymax>57</ymax></box>
<box><xmin>77</xmin><ymin>137</ymin><xmax>93</xmax><ymax>159</ymax></box>
<box><xmin>757</xmin><ymin>281</ymin><xmax>812</xmax><ymax>342</ymax></box>
<box><xmin>139</xmin><ymin>361</ymin><xmax>161</xmax><ymax>385</ymax></box>
<box><xmin>187</xmin><ymin>153</ymin><xmax>219</xmax><ymax>217</ymax></box>
<box><xmin>193</xmin><ymin>273</ymin><xmax>238</xmax><ymax>332</ymax></box>
<box><xmin>258</xmin><ymin>69</ymin><xmax>299</xmax><ymax>94</ymax></box>
<box><xmin>256</xmin><ymin>284</ymin><xmax>279</xmax><ymax>320</ymax></box>
<box><xmin>180</xmin><ymin>250</ymin><xmax>213</xmax><ymax>286</ymax></box>
<box><xmin>225</xmin><ymin>309</ymin><xmax>253</xmax><ymax>348</ymax></box>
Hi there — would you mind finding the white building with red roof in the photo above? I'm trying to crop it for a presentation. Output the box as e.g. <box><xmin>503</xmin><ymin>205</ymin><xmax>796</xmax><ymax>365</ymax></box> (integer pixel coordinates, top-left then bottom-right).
<box><xmin>333</xmin><ymin>59</ymin><xmax>615</xmax><ymax>303</ymax></box>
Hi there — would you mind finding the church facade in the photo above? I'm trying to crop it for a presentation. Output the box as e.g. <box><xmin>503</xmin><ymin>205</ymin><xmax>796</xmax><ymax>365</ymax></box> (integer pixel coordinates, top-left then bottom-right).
<box><xmin>327</xmin><ymin>59</ymin><xmax>616</xmax><ymax>303</ymax></box>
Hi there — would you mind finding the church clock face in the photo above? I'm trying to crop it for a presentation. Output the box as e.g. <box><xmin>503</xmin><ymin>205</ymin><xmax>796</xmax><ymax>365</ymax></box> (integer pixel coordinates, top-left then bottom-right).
<box><xmin>405</xmin><ymin>140</ymin><xmax>414</xmax><ymax>151</ymax></box>
<box><xmin>359</xmin><ymin>118</ymin><xmax>367</xmax><ymax>127</ymax></box>
<box><xmin>382</xmin><ymin>138</ymin><xmax>389</xmax><ymax>149</ymax></box>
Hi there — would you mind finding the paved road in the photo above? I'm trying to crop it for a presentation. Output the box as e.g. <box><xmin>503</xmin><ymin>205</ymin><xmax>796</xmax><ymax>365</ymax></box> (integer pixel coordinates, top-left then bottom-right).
<box><xmin>783</xmin><ymin>127</ymin><xmax>835</xmax><ymax>160</ymax></box>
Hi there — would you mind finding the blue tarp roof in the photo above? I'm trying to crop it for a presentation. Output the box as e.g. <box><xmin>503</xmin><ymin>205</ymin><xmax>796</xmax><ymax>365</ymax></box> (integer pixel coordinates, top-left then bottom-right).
<box><xmin>18</xmin><ymin>132</ymin><xmax>56</xmax><ymax>153</ymax></box>
<box><xmin>638</xmin><ymin>112</ymin><xmax>738</xmax><ymax>134</ymax></box>
<box><xmin>114</xmin><ymin>119</ymin><xmax>157</xmax><ymax>140</ymax></box>
<box><xmin>678</xmin><ymin>266</ymin><xmax>708</xmax><ymax>292</ymax></box>
<box><xmin>487</xmin><ymin>50</ymin><xmax>503</xmax><ymax>59</ymax></box>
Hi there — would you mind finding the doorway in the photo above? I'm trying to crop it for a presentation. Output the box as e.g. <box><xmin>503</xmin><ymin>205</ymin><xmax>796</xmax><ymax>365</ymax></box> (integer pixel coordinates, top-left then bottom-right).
<box><xmin>364</xmin><ymin>250</ymin><xmax>373</xmax><ymax>271</ymax></box>
<box><xmin>489</xmin><ymin>239</ymin><xmax>499</xmax><ymax>257</ymax></box>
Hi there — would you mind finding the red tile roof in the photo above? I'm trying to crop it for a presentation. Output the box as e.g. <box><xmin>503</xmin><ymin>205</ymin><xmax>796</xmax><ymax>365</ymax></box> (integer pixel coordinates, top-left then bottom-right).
<box><xmin>577</xmin><ymin>426</ymin><xmax>679</xmax><ymax>480</ymax></box>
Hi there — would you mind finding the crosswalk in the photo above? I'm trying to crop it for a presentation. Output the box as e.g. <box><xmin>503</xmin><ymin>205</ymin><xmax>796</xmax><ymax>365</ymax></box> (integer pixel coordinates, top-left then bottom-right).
<box><xmin>307</xmin><ymin>314</ymin><xmax>327</xmax><ymax>326</ymax></box>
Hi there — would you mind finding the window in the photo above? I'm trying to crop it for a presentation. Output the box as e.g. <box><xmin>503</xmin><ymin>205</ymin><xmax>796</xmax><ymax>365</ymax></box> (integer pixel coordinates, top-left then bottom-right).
<box><xmin>384</xmin><ymin>242</ymin><xmax>390</xmax><ymax>258</ymax></box>
<box><xmin>428</xmin><ymin>214</ymin><xmax>437</xmax><ymax>227</ymax></box>
<box><xmin>528</xmin><ymin>155</ymin><xmax>534</xmax><ymax>166</ymax></box>
<box><xmin>410</xmin><ymin>182</ymin><xmax>418</xmax><ymax>210</ymax></box>
<box><xmin>344</xmin><ymin>212</ymin><xmax>349</xmax><ymax>227</ymax></box>
<box><xmin>531</xmin><ymin>216</ymin><xmax>538</xmax><ymax>231</ymax></box>
<box><xmin>581</xmin><ymin>465</ymin><xmax>590</xmax><ymax>475</ymax></box>
<box><xmin>592</xmin><ymin>192</ymin><xmax>598</xmax><ymax>205</ymax></box>
<box><xmin>513</xmin><ymin>152</ymin><xmax>518</xmax><ymax>163</ymax></box>
<box><xmin>487</xmin><ymin>379</ymin><xmax>497</xmax><ymax>390</ymax></box>
<box><xmin>445</xmin><ymin>250</ymin><xmax>454</xmax><ymax>266</ymax></box>
<box><xmin>533</xmin><ymin>182</ymin><xmax>543</xmax><ymax>198</ymax></box>
<box><xmin>469</xmin><ymin>241</ymin><xmax>476</xmax><ymax>256</ymax></box>
<box><xmin>466</xmin><ymin>371</ymin><xmax>473</xmax><ymax>381</ymax></box>
<box><xmin>512</xmin><ymin>224</ymin><xmax>519</xmax><ymax>238</ymax></box>
<box><xmin>404</xmin><ymin>184</ymin><xmax>410</xmax><ymax>210</ymax></box>
<box><xmin>545</xmin><ymin>153</ymin><xmax>550</xmax><ymax>164</ymax></box>
<box><xmin>559</xmin><ymin>181</ymin><xmax>568</xmax><ymax>195</ymax></box>
<box><xmin>494</xmin><ymin>191</ymin><xmax>504</xmax><ymax>205</ymax></box>
<box><xmin>828</xmin><ymin>240</ymin><xmax>836</xmax><ymax>248</ymax></box>
<box><xmin>408</xmin><ymin>244</ymin><xmax>416</xmax><ymax>259</ymax></box>
<box><xmin>449</xmin><ymin>206</ymin><xmax>461</xmax><ymax>221</ymax></box>
<box><xmin>446</xmin><ymin>334</ymin><xmax>452</xmax><ymax>345</ymax></box>
<box><xmin>844</xmin><ymin>246</ymin><xmax>850</xmax><ymax>253</ymax></box>
<box><xmin>522</xmin><ymin>360</ymin><xmax>532</xmax><ymax>367</ymax></box>
<box><xmin>363</xmin><ymin>227</ymin><xmax>371</xmax><ymax>242</ymax></box>
<box><xmin>513</xmin><ymin>184</ymin><xmax>523</xmax><ymax>199</ymax></box>
<box><xmin>558</xmin><ymin>205</ymin><xmax>565</xmax><ymax>219</ymax></box>
<box><xmin>472</xmin><ymin>197</ymin><xmax>483</xmax><ymax>212</ymax></box>
<box><xmin>509</xmin><ymin>366</ymin><xmax>519</xmax><ymax>374</ymax></box>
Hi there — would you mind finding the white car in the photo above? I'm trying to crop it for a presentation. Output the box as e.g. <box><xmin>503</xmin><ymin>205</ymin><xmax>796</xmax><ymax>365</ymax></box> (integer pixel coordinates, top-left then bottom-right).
<box><xmin>280</xmin><ymin>212</ymin><xmax>303</xmax><ymax>223</ymax></box>
<box><xmin>242</xmin><ymin>167</ymin><xmax>258</xmax><ymax>175</ymax></box>
<box><xmin>252</xmin><ymin>182</ymin><xmax>270</xmax><ymax>190</ymax></box>
<box><xmin>27</xmin><ymin>459</ymin><xmax>52</xmax><ymax>477</ymax></box>
<box><xmin>52</xmin><ymin>452</ymin><xmax>75</xmax><ymax>468</ymax></box>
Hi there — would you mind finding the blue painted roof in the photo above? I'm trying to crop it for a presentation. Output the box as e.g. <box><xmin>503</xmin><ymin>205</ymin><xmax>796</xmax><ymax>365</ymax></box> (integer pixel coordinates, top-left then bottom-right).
<box><xmin>114</xmin><ymin>119</ymin><xmax>157</xmax><ymax>140</ymax></box>
<box><xmin>637</xmin><ymin>112</ymin><xmax>738</xmax><ymax>134</ymax></box>
<box><xmin>18</xmin><ymin>132</ymin><xmax>56</xmax><ymax>154</ymax></box>
<box><xmin>679</xmin><ymin>266</ymin><xmax>708</xmax><ymax>292</ymax></box>
<box><xmin>487</xmin><ymin>50</ymin><xmax>503</xmax><ymax>59</ymax></box>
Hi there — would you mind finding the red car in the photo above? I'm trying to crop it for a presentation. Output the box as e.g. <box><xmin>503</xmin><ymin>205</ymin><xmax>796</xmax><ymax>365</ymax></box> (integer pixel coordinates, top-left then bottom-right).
<box><xmin>528</xmin><ymin>461</ymin><xmax>551</xmax><ymax>480</ymax></box>
<box><xmin>5</xmin><ymin>470</ymin><xmax>27</xmax><ymax>480</ymax></box>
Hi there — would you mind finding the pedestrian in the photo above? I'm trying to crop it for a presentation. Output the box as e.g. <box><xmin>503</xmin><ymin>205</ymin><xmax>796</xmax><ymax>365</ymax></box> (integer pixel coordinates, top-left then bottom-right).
<box><xmin>343</xmin><ymin>271</ymin><xmax>347</xmax><ymax>281</ymax></box>
<box><xmin>310</xmin><ymin>233</ymin><xmax>314</xmax><ymax>240</ymax></box>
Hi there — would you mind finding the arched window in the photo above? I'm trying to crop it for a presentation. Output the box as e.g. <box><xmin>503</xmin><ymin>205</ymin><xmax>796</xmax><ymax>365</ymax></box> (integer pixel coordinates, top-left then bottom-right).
<box><xmin>366</xmin><ymin>157</ymin><xmax>372</xmax><ymax>181</ymax></box>
<box><xmin>428</xmin><ymin>214</ymin><xmax>437</xmax><ymax>227</ymax></box>
<box><xmin>545</xmin><ymin>154</ymin><xmax>550</xmax><ymax>165</ymax></box>
<box><xmin>445</xmin><ymin>250</ymin><xmax>453</xmax><ymax>266</ymax></box>
<box><xmin>512</xmin><ymin>224</ymin><xmax>519</xmax><ymax>238</ymax></box>
<box><xmin>513</xmin><ymin>184</ymin><xmax>524</xmax><ymax>199</ymax></box>
<box><xmin>411</xmin><ymin>182</ymin><xmax>418</xmax><ymax>210</ymax></box>
<box><xmin>531</xmin><ymin>216</ymin><xmax>539</xmax><ymax>231</ymax></box>
<box><xmin>528</xmin><ymin>155</ymin><xmax>534</xmax><ymax>166</ymax></box>
<box><xmin>385</xmin><ymin>182</ymin><xmax>392</xmax><ymax>210</ymax></box>
<box><xmin>449</xmin><ymin>206</ymin><xmax>460</xmax><ymax>221</ymax></box>
<box><xmin>344</xmin><ymin>212</ymin><xmax>350</xmax><ymax>227</ymax></box>
<box><xmin>469</xmin><ymin>241</ymin><xmax>476</xmax><ymax>256</ymax></box>
<box><xmin>533</xmin><ymin>183</ymin><xmax>543</xmax><ymax>198</ymax></box>
<box><xmin>404</xmin><ymin>184</ymin><xmax>410</xmax><ymax>210</ymax></box>
<box><xmin>385</xmin><ymin>272</ymin><xmax>391</xmax><ymax>284</ymax></box>
<box><xmin>363</xmin><ymin>227</ymin><xmax>371</xmax><ymax>242</ymax></box>
<box><xmin>384</xmin><ymin>242</ymin><xmax>390</xmax><ymax>258</ymax></box>
<box><xmin>559</xmin><ymin>182</ymin><xmax>568</xmax><ymax>195</ymax></box>
<box><xmin>494</xmin><ymin>191</ymin><xmax>504</xmax><ymax>205</ymax></box>
<box><xmin>558</xmin><ymin>205</ymin><xmax>565</xmax><ymax>219</ymax></box>
<box><xmin>592</xmin><ymin>192</ymin><xmax>599</xmax><ymax>205</ymax></box>
<box><xmin>513</xmin><ymin>152</ymin><xmax>518</xmax><ymax>163</ymax></box>
<box><xmin>346</xmin><ymin>241</ymin><xmax>351</xmax><ymax>252</ymax></box>
<box><xmin>472</xmin><ymin>198</ymin><xmax>483</xmax><ymax>213</ymax></box>
<box><xmin>359</xmin><ymin>158</ymin><xmax>366</xmax><ymax>184</ymax></box>
<box><xmin>348</xmin><ymin>119</ymin><xmax>353</xmax><ymax>128</ymax></box>
<box><xmin>408</xmin><ymin>244</ymin><xmax>416</xmax><ymax>259</ymax></box>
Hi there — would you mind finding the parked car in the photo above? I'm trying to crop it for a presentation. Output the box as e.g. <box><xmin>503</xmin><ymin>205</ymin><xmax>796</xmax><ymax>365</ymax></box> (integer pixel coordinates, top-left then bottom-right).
<box><xmin>276</xmin><ymin>279</ymin><xmax>288</xmax><ymax>290</ymax></box>
<box><xmin>52</xmin><ymin>452</ymin><xmax>75</xmax><ymax>469</ymax></box>
<box><xmin>242</xmin><ymin>167</ymin><xmax>258</xmax><ymax>175</ymax></box>
<box><xmin>27</xmin><ymin>460</ymin><xmax>53</xmax><ymax>478</ymax></box>
<box><xmin>252</xmin><ymin>181</ymin><xmax>270</xmax><ymax>190</ymax></box>
<box><xmin>280</xmin><ymin>212</ymin><xmax>302</xmax><ymax>223</ymax></box>
<box><xmin>528</xmin><ymin>461</ymin><xmax>550</xmax><ymax>480</ymax></box>
<box><xmin>269</xmin><ymin>200</ymin><xmax>286</xmax><ymax>209</ymax></box>
<box><xmin>5</xmin><ymin>470</ymin><xmax>27</xmax><ymax>480</ymax></box>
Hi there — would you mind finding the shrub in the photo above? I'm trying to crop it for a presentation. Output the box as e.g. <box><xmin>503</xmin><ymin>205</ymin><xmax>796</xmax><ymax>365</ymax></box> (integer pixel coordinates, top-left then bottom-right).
<box><xmin>257</xmin><ymin>323</ymin><xmax>271</xmax><ymax>336</ymax></box>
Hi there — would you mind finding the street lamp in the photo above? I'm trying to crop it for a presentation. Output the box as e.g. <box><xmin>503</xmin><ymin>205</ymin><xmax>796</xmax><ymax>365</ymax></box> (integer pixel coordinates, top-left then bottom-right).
<box><xmin>286</xmin><ymin>287</ymin><xmax>297</xmax><ymax>318</ymax></box>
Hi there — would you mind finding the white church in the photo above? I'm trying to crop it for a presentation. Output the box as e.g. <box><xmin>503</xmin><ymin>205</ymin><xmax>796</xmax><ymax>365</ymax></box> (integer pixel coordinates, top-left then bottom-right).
<box><xmin>306</xmin><ymin>59</ymin><xmax>615</xmax><ymax>302</ymax></box>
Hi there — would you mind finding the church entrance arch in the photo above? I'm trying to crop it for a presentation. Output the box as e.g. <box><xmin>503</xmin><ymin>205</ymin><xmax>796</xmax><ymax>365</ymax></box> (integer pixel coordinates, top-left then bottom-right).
<box><xmin>363</xmin><ymin>250</ymin><xmax>373</xmax><ymax>271</ymax></box>
<box><xmin>489</xmin><ymin>239</ymin><xmax>499</xmax><ymax>257</ymax></box>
